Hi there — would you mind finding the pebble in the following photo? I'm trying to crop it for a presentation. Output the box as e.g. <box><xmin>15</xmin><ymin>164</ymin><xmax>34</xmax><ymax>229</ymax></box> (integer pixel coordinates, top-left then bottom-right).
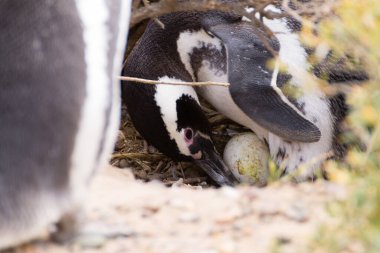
<box><xmin>279</xmin><ymin>236</ymin><xmax>292</xmax><ymax>244</ymax></box>
<box><xmin>76</xmin><ymin>234</ymin><xmax>106</xmax><ymax>249</ymax></box>
<box><xmin>143</xmin><ymin>203</ymin><xmax>161</xmax><ymax>213</ymax></box>
<box><xmin>118</xmin><ymin>159</ymin><xmax>130</xmax><ymax>168</ymax></box>
<box><xmin>135</xmin><ymin>169</ymin><xmax>147</xmax><ymax>179</ymax></box>
<box><xmin>200</xmin><ymin>182</ymin><xmax>208</xmax><ymax>187</ymax></box>
<box><xmin>75</xmin><ymin>224</ymin><xmax>135</xmax><ymax>249</ymax></box>
<box><xmin>171</xmin><ymin>178</ymin><xmax>184</xmax><ymax>188</ymax></box>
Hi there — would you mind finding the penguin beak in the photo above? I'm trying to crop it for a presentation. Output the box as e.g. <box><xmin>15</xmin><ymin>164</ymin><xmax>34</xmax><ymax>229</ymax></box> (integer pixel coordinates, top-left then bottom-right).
<box><xmin>194</xmin><ymin>148</ymin><xmax>239</xmax><ymax>186</ymax></box>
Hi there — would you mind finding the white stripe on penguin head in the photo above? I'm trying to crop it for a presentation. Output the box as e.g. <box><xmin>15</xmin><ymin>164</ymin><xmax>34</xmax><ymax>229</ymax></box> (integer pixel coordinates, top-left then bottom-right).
<box><xmin>154</xmin><ymin>76</ymin><xmax>200</xmax><ymax>156</ymax></box>
<box><xmin>177</xmin><ymin>29</ymin><xmax>223</xmax><ymax>81</ymax></box>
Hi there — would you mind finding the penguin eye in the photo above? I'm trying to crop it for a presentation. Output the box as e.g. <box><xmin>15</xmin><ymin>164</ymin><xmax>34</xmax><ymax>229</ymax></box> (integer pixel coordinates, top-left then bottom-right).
<box><xmin>184</xmin><ymin>128</ymin><xmax>193</xmax><ymax>141</ymax></box>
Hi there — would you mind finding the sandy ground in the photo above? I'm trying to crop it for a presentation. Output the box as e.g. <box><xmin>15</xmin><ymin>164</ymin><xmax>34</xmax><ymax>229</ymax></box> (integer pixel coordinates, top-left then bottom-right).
<box><xmin>7</xmin><ymin>166</ymin><xmax>346</xmax><ymax>253</ymax></box>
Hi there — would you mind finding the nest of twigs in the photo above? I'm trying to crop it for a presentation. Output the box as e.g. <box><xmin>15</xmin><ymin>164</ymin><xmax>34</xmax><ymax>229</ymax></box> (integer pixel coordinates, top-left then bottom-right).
<box><xmin>111</xmin><ymin>100</ymin><xmax>248</xmax><ymax>187</ymax></box>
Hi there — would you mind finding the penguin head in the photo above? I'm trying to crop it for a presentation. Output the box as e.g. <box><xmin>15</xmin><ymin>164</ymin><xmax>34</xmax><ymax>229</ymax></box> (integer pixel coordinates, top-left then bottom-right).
<box><xmin>154</xmin><ymin>78</ymin><xmax>238</xmax><ymax>186</ymax></box>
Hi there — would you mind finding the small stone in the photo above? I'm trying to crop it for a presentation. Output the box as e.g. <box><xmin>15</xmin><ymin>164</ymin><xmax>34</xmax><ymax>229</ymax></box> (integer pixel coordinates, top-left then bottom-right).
<box><xmin>76</xmin><ymin>234</ymin><xmax>106</xmax><ymax>249</ymax></box>
<box><xmin>171</xmin><ymin>178</ymin><xmax>184</xmax><ymax>188</ymax></box>
<box><xmin>118</xmin><ymin>159</ymin><xmax>130</xmax><ymax>168</ymax></box>
<box><xmin>275</xmin><ymin>236</ymin><xmax>292</xmax><ymax>245</ymax></box>
<box><xmin>143</xmin><ymin>203</ymin><xmax>161</xmax><ymax>213</ymax></box>
<box><xmin>200</xmin><ymin>181</ymin><xmax>208</xmax><ymax>187</ymax></box>
<box><xmin>135</xmin><ymin>169</ymin><xmax>147</xmax><ymax>179</ymax></box>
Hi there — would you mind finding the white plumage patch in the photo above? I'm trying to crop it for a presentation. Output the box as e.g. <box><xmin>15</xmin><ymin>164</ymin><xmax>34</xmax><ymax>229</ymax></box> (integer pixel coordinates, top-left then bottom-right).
<box><xmin>177</xmin><ymin>29</ymin><xmax>223</xmax><ymax>80</ymax></box>
<box><xmin>154</xmin><ymin>76</ymin><xmax>200</xmax><ymax>156</ymax></box>
<box><xmin>197</xmin><ymin>65</ymin><xmax>268</xmax><ymax>141</ymax></box>
<box><xmin>95</xmin><ymin>0</ymin><xmax>132</xmax><ymax>183</ymax></box>
<box><xmin>70</xmin><ymin>0</ymin><xmax>110</xmax><ymax>203</ymax></box>
<box><xmin>70</xmin><ymin>0</ymin><xmax>131</xmax><ymax>202</ymax></box>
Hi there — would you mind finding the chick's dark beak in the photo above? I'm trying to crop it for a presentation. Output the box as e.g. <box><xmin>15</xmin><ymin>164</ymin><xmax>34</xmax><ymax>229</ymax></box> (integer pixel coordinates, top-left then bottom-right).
<box><xmin>194</xmin><ymin>146</ymin><xmax>239</xmax><ymax>186</ymax></box>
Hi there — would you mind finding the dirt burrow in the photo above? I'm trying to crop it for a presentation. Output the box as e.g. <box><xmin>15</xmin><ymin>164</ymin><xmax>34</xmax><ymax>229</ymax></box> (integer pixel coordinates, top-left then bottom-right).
<box><xmin>8</xmin><ymin>166</ymin><xmax>346</xmax><ymax>253</ymax></box>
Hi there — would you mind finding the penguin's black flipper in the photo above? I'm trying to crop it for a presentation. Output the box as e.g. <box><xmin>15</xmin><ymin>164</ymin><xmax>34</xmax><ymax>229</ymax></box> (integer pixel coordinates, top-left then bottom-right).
<box><xmin>202</xmin><ymin>18</ymin><xmax>321</xmax><ymax>143</ymax></box>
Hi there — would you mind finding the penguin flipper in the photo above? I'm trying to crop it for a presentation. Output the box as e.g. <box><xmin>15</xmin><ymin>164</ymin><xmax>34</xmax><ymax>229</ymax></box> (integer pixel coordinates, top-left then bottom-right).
<box><xmin>229</xmin><ymin>82</ymin><xmax>321</xmax><ymax>143</ymax></box>
<box><xmin>202</xmin><ymin>18</ymin><xmax>321</xmax><ymax>143</ymax></box>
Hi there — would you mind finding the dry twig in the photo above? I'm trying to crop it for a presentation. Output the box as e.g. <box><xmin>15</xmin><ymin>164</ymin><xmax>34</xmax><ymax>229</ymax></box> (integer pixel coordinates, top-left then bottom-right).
<box><xmin>130</xmin><ymin>0</ymin><xmax>285</xmax><ymax>27</ymax></box>
<box><xmin>119</xmin><ymin>76</ymin><xmax>230</xmax><ymax>87</ymax></box>
<box><xmin>112</xmin><ymin>152</ymin><xmax>167</xmax><ymax>160</ymax></box>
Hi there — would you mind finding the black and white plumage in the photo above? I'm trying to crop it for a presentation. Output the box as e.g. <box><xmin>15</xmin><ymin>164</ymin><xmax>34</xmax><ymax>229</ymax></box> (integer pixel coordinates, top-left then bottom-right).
<box><xmin>123</xmin><ymin>8</ymin><xmax>357</xmax><ymax>181</ymax></box>
<box><xmin>122</xmin><ymin>12</ymin><xmax>238</xmax><ymax>186</ymax></box>
<box><xmin>0</xmin><ymin>0</ymin><xmax>131</xmax><ymax>249</ymax></box>
<box><xmin>202</xmin><ymin>18</ymin><xmax>321</xmax><ymax>143</ymax></box>
<box><xmin>196</xmin><ymin>9</ymin><xmax>329</xmax><ymax>179</ymax></box>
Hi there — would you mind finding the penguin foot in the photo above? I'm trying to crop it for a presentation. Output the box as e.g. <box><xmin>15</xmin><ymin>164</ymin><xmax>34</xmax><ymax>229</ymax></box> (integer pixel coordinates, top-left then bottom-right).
<box><xmin>51</xmin><ymin>210</ymin><xmax>82</xmax><ymax>244</ymax></box>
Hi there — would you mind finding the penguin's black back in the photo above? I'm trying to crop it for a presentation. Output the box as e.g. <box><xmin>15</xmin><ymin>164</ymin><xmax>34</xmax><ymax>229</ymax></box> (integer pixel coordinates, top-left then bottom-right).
<box><xmin>0</xmin><ymin>0</ymin><xmax>85</xmax><ymax>220</ymax></box>
<box><xmin>124</xmin><ymin>11</ymin><xmax>239</xmax><ymax>80</ymax></box>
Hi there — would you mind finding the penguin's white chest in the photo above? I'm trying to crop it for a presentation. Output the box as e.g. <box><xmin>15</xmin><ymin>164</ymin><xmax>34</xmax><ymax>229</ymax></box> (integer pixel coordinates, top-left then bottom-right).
<box><xmin>197</xmin><ymin>79</ymin><xmax>268</xmax><ymax>140</ymax></box>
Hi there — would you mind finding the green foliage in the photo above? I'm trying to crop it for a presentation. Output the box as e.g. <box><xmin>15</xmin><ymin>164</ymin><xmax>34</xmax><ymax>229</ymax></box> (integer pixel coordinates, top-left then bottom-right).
<box><xmin>302</xmin><ymin>0</ymin><xmax>380</xmax><ymax>252</ymax></box>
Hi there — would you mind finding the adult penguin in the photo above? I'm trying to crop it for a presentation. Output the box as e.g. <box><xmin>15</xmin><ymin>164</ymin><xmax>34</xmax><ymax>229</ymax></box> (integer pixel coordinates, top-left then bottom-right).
<box><xmin>122</xmin><ymin>11</ymin><xmax>239</xmax><ymax>186</ymax></box>
<box><xmin>123</xmin><ymin>8</ymin><xmax>359</xmax><ymax>181</ymax></box>
<box><xmin>0</xmin><ymin>0</ymin><xmax>131</xmax><ymax>249</ymax></box>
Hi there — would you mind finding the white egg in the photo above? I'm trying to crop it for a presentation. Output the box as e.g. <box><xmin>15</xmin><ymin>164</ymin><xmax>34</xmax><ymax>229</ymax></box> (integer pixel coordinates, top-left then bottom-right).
<box><xmin>223</xmin><ymin>132</ymin><xmax>269</xmax><ymax>185</ymax></box>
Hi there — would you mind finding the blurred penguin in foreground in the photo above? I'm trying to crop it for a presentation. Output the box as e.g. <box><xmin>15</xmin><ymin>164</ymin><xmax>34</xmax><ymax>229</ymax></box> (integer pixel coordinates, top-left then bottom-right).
<box><xmin>0</xmin><ymin>0</ymin><xmax>131</xmax><ymax>249</ymax></box>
